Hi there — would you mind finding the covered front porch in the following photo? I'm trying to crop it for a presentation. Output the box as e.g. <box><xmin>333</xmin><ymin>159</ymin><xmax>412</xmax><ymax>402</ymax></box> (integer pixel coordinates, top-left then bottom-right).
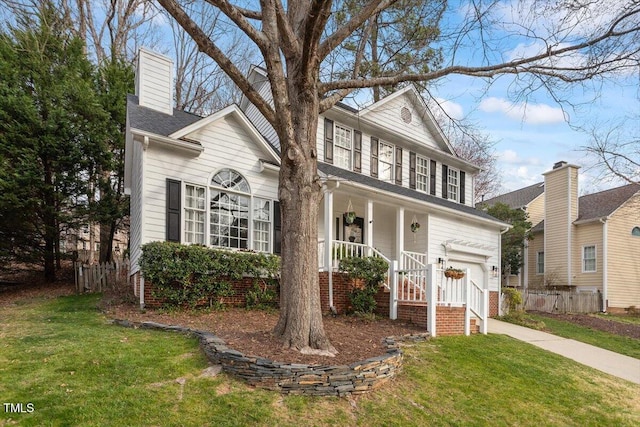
<box><xmin>317</xmin><ymin>182</ymin><xmax>495</xmax><ymax>337</ymax></box>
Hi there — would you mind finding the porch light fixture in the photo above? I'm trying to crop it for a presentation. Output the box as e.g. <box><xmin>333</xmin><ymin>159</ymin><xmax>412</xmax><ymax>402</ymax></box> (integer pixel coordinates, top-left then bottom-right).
<box><xmin>492</xmin><ymin>266</ymin><xmax>499</xmax><ymax>277</ymax></box>
<box><xmin>437</xmin><ymin>257</ymin><xmax>445</xmax><ymax>268</ymax></box>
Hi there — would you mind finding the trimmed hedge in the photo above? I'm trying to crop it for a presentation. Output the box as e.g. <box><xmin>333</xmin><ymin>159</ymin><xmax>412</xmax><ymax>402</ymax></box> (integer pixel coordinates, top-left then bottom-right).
<box><xmin>140</xmin><ymin>242</ymin><xmax>280</xmax><ymax>308</ymax></box>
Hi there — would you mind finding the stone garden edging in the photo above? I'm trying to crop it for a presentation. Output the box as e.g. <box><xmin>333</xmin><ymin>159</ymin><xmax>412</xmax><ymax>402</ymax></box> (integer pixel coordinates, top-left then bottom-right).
<box><xmin>111</xmin><ymin>318</ymin><xmax>430</xmax><ymax>396</ymax></box>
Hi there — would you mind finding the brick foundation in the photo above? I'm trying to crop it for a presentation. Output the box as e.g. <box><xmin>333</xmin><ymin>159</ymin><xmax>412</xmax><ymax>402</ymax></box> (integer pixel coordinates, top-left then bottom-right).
<box><xmin>489</xmin><ymin>291</ymin><xmax>499</xmax><ymax>317</ymax></box>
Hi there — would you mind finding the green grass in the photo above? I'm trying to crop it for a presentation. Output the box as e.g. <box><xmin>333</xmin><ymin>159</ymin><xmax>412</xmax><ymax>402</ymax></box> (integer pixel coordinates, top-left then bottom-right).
<box><xmin>1</xmin><ymin>294</ymin><xmax>639</xmax><ymax>426</ymax></box>
<box><xmin>595</xmin><ymin>312</ymin><xmax>640</xmax><ymax>325</ymax></box>
<box><xmin>526</xmin><ymin>313</ymin><xmax>640</xmax><ymax>359</ymax></box>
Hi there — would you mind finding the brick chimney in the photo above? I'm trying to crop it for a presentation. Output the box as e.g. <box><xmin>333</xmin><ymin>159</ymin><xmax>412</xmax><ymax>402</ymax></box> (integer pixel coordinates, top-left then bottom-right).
<box><xmin>135</xmin><ymin>48</ymin><xmax>173</xmax><ymax>115</ymax></box>
<box><xmin>542</xmin><ymin>161</ymin><xmax>581</xmax><ymax>287</ymax></box>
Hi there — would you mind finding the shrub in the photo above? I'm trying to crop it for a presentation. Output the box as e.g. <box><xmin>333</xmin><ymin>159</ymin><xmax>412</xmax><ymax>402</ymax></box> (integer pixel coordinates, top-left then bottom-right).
<box><xmin>245</xmin><ymin>279</ymin><xmax>279</xmax><ymax>311</ymax></box>
<box><xmin>140</xmin><ymin>242</ymin><xmax>280</xmax><ymax>308</ymax></box>
<box><xmin>502</xmin><ymin>287</ymin><xmax>523</xmax><ymax>313</ymax></box>
<box><xmin>339</xmin><ymin>257</ymin><xmax>388</xmax><ymax>314</ymax></box>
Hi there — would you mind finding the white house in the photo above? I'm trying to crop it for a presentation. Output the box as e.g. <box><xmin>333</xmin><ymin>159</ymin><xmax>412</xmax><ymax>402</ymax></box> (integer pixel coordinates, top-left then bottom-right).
<box><xmin>125</xmin><ymin>48</ymin><xmax>509</xmax><ymax>335</ymax></box>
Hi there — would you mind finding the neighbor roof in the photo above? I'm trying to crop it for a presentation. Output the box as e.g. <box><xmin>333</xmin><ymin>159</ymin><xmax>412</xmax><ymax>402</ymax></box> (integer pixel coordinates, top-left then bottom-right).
<box><xmin>577</xmin><ymin>183</ymin><xmax>640</xmax><ymax>222</ymax></box>
<box><xmin>127</xmin><ymin>94</ymin><xmax>201</xmax><ymax>136</ymax></box>
<box><xmin>483</xmin><ymin>182</ymin><xmax>544</xmax><ymax>209</ymax></box>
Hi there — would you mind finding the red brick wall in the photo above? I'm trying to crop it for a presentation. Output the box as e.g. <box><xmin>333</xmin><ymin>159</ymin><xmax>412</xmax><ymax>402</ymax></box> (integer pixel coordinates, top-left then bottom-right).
<box><xmin>397</xmin><ymin>303</ymin><xmax>427</xmax><ymax>328</ymax></box>
<box><xmin>435</xmin><ymin>305</ymin><xmax>466</xmax><ymax>335</ymax></box>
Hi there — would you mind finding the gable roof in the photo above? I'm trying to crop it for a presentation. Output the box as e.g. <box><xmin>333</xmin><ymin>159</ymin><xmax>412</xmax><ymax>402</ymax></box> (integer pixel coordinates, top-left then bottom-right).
<box><xmin>318</xmin><ymin>162</ymin><xmax>508</xmax><ymax>228</ymax></box>
<box><xmin>127</xmin><ymin>94</ymin><xmax>201</xmax><ymax>136</ymax></box>
<box><xmin>483</xmin><ymin>182</ymin><xmax>545</xmax><ymax>209</ymax></box>
<box><xmin>577</xmin><ymin>183</ymin><xmax>640</xmax><ymax>222</ymax></box>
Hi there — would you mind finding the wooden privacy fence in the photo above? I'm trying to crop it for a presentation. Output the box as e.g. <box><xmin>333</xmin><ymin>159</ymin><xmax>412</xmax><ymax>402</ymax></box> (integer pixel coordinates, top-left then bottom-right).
<box><xmin>74</xmin><ymin>260</ymin><xmax>129</xmax><ymax>293</ymax></box>
<box><xmin>523</xmin><ymin>289</ymin><xmax>603</xmax><ymax>313</ymax></box>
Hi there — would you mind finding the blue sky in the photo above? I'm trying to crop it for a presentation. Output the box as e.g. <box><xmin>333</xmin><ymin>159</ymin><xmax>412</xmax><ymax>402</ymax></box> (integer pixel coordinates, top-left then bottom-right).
<box><xmin>429</xmin><ymin>1</ymin><xmax>639</xmax><ymax>195</ymax></box>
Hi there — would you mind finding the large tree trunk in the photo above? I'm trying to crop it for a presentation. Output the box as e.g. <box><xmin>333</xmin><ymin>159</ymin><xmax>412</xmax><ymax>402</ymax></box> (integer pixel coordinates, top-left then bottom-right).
<box><xmin>272</xmin><ymin>70</ymin><xmax>336</xmax><ymax>355</ymax></box>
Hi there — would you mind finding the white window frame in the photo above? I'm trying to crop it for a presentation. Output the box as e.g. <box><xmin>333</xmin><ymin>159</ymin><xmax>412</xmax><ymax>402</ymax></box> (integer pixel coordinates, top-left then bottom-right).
<box><xmin>252</xmin><ymin>198</ymin><xmax>272</xmax><ymax>252</ymax></box>
<box><xmin>334</xmin><ymin>124</ymin><xmax>353</xmax><ymax>170</ymax></box>
<box><xmin>182</xmin><ymin>169</ymin><xmax>274</xmax><ymax>253</ymax></box>
<box><xmin>416</xmin><ymin>155</ymin><xmax>429</xmax><ymax>193</ymax></box>
<box><xmin>378</xmin><ymin>141</ymin><xmax>394</xmax><ymax>183</ymax></box>
<box><xmin>448</xmin><ymin>167</ymin><xmax>459</xmax><ymax>202</ymax></box>
<box><xmin>582</xmin><ymin>245</ymin><xmax>596</xmax><ymax>273</ymax></box>
<box><xmin>184</xmin><ymin>184</ymin><xmax>206</xmax><ymax>245</ymax></box>
<box><xmin>536</xmin><ymin>251</ymin><xmax>544</xmax><ymax>275</ymax></box>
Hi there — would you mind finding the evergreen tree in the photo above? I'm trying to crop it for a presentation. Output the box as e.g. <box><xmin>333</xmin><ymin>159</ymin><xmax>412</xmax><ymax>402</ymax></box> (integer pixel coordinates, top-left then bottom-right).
<box><xmin>0</xmin><ymin>5</ymin><xmax>108</xmax><ymax>281</ymax></box>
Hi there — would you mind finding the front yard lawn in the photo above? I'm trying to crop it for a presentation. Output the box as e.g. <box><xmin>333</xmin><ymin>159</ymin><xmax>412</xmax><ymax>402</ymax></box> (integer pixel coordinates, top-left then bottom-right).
<box><xmin>525</xmin><ymin>313</ymin><xmax>640</xmax><ymax>359</ymax></box>
<box><xmin>1</xmin><ymin>294</ymin><xmax>638</xmax><ymax>426</ymax></box>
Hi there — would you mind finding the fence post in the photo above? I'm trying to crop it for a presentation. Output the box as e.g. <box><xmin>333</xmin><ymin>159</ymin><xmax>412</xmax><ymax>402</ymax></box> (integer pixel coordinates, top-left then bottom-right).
<box><xmin>389</xmin><ymin>260</ymin><xmax>398</xmax><ymax>320</ymax></box>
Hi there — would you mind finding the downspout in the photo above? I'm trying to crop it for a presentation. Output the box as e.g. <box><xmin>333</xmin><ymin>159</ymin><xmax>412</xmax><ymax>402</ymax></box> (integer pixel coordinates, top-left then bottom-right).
<box><xmin>498</xmin><ymin>226</ymin><xmax>510</xmax><ymax>316</ymax></box>
<box><xmin>322</xmin><ymin>181</ymin><xmax>338</xmax><ymax>313</ymax></box>
<box><xmin>600</xmin><ymin>217</ymin><xmax>608</xmax><ymax>312</ymax></box>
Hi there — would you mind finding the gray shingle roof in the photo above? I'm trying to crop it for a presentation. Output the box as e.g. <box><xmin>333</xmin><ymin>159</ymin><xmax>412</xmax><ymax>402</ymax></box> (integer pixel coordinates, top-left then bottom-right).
<box><xmin>577</xmin><ymin>183</ymin><xmax>640</xmax><ymax>222</ymax></box>
<box><xmin>127</xmin><ymin>94</ymin><xmax>202</xmax><ymax>136</ymax></box>
<box><xmin>318</xmin><ymin>162</ymin><xmax>506</xmax><ymax>225</ymax></box>
<box><xmin>483</xmin><ymin>182</ymin><xmax>544</xmax><ymax>209</ymax></box>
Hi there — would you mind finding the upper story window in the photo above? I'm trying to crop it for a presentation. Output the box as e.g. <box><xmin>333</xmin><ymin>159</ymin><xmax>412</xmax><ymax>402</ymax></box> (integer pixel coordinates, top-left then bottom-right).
<box><xmin>416</xmin><ymin>155</ymin><xmax>429</xmax><ymax>193</ymax></box>
<box><xmin>323</xmin><ymin>118</ymin><xmax>362</xmax><ymax>172</ymax></box>
<box><xmin>379</xmin><ymin>141</ymin><xmax>394</xmax><ymax>182</ymax></box>
<box><xmin>632</xmin><ymin>226</ymin><xmax>640</xmax><ymax>236</ymax></box>
<box><xmin>334</xmin><ymin>124</ymin><xmax>353</xmax><ymax>170</ymax></box>
<box><xmin>583</xmin><ymin>245</ymin><xmax>596</xmax><ymax>273</ymax></box>
<box><xmin>447</xmin><ymin>167</ymin><xmax>459</xmax><ymax>202</ymax></box>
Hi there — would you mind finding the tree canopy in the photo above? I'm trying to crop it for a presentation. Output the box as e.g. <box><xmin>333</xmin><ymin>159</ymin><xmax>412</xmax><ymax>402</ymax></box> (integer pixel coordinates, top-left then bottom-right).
<box><xmin>484</xmin><ymin>203</ymin><xmax>533</xmax><ymax>280</ymax></box>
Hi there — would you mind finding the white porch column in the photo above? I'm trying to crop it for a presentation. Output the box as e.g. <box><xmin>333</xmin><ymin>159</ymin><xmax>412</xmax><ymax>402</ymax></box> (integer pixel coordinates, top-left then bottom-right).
<box><xmin>396</xmin><ymin>207</ymin><xmax>405</xmax><ymax>269</ymax></box>
<box><xmin>427</xmin><ymin>264</ymin><xmax>437</xmax><ymax>337</ymax></box>
<box><xmin>365</xmin><ymin>199</ymin><xmax>373</xmax><ymax>256</ymax></box>
<box><xmin>323</xmin><ymin>187</ymin><xmax>334</xmax><ymax>309</ymax></box>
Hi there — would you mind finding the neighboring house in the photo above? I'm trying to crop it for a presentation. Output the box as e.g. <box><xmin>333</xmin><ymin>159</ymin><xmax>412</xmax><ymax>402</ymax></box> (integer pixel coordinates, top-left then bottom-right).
<box><xmin>485</xmin><ymin>161</ymin><xmax>640</xmax><ymax>312</ymax></box>
<box><xmin>60</xmin><ymin>221</ymin><xmax>129</xmax><ymax>263</ymax></box>
<box><xmin>124</xmin><ymin>49</ymin><xmax>509</xmax><ymax>334</ymax></box>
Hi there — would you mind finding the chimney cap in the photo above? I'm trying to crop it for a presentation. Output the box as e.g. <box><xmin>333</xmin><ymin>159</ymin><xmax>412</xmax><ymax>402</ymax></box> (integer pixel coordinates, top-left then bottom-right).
<box><xmin>553</xmin><ymin>161</ymin><xmax>568</xmax><ymax>170</ymax></box>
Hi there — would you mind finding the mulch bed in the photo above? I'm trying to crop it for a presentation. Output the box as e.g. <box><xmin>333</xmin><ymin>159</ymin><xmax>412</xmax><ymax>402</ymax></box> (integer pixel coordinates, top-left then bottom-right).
<box><xmin>530</xmin><ymin>311</ymin><xmax>640</xmax><ymax>339</ymax></box>
<box><xmin>105</xmin><ymin>304</ymin><xmax>425</xmax><ymax>366</ymax></box>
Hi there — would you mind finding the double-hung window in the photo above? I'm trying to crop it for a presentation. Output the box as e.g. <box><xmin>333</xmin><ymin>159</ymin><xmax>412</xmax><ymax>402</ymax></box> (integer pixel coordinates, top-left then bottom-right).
<box><xmin>447</xmin><ymin>167</ymin><xmax>459</xmax><ymax>202</ymax></box>
<box><xmin>379</xmin><ymin>141</ymin><xmax>394</xmax><ymax>182</ymax></box>
<box><xmin>583</xmin><ymin>246</ymin><xmax>596</xmax><ymax>272</ymax></box>
<box><xmin>334</xmin><ymin>125</ymin><xmax>352</xmax><ymax>170</ymax></box>
<box><xmin>185</xmin><ymin>184</ymin><xmax>206</xmax><ymax>245</ymax></box>
<box><xmin>536</xmin><ymin>251</ymin><xmax>544</xmax><ymax>274</ymax></box>
<box><xmin>253</xmin><ymin>198</ymin><xmax>271</xmax><ymax>252</ymax></box>
<box><xmin>416</xmin><ymin>155</ymin><xmax>429</xmax><ymax>192</ymax></box>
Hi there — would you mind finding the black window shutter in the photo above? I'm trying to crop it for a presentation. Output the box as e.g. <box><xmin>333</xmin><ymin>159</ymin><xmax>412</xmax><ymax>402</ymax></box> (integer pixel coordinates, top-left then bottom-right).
<box><xmin>354</xmin><ymin>130</ymin><xmax>362</xmax><ymax>172</ymax></box>
<box><xmin>395</xmin><ymin>147</ymin><xmax>403</xmax><ymax>185</ymax></box>
<box><xmin>324</xmin><ymin>118</ymin><xmax>333</xmax><ymax>164</ymax></box>
<box><xmin>370</xmin><ymin>137</ymin><xmax>379</xmax><ymax>178</ymax></box>
<box><xmin>460</xmin><ymin>171</ymin><xmax>466</xmax><ymax>204</ymax></box>
<box><xmin>409</xmin><ymin>151</ymin><xmax>416</xmax><ymax>189</ymax></box>
<box><xmin>273</xmin><ymin>200</ymin><xmax>282</xmax><ymax>255</ymax></box>
<box><xmin>166</xmin><ymin>179</ymin><xmax>181</xmax><ymax>242</ymax></box>
<box><xmin>442</xmin><ymin>164</ymin><xmax>448</xmax><ymax>199</ymax></box>
<box><xmin>430</xmin><ymin>160</ymin><xmax>437</xmax><ymax>195</ymax></box>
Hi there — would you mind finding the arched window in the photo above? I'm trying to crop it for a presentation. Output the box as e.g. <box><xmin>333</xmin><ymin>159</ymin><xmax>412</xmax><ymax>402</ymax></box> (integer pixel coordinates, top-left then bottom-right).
<box><xmin>632</xmin><ymin>226</ymin><xmax>640</xmax><ymax>237</ymax></box>
<box><xmin>210</xmin><ymin>169</ymin><xmax>250</xmax><ymax>249</ymax></box>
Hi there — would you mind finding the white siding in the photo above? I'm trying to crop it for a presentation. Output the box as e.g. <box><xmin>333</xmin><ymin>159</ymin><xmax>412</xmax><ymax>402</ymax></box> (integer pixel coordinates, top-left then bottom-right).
<box><xmin>429</xmin><ymin>214</ymin><xmax>501</xmax><ymax>291</ymax></box>
<box><xmin>129</xmin><ymin>140</ymin><xmax>144</xmax><ymax>274</ymax></box>
<box><xmin>362</xmin><ymin>95</ymin><xmax>441</xmax><ymax>149</ymax></box>
<box><xmin>142</xmin><ymin>114</ymin><xmax>279</xmax><ymax>246</ymax></box>
<box><xmin>136</xmin><ymin>49</ymin><xmax>173</xmax><ymax>115</ymax></box>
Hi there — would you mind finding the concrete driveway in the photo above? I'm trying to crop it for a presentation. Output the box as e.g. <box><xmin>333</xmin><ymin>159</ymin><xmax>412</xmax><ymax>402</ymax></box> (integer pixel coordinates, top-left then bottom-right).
<box><xmin>489</xmin><ymin>318</ymin><xmax>640</xmax><ymax>384</ymax></box>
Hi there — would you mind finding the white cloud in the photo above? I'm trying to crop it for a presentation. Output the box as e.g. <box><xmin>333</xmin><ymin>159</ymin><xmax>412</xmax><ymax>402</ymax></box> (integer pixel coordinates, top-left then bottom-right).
<box><xmin>434</xmin><ymin>98</ymin><xmax>464</xmax><ymax>120</ymax></box>
<box><xmin>479</xmin><ymin>97</ymin><xmax>566</xmax><ymax>124</ymax></box>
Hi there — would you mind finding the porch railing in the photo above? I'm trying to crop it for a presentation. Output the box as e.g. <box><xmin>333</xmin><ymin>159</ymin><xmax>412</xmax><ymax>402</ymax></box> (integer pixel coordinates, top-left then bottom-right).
<box><xmin>466</xmin><ymin>278</ymin><xmax>488</xmax><ymax>334</ymax></box>
<box><xmin>401</xmin><ymin>251</ymin><xmax>428</xmax><ymax>270</ymax></box>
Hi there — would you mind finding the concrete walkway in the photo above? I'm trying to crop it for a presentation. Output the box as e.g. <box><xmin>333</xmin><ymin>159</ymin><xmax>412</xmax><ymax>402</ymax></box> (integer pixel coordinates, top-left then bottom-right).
<box><xmin>488</xmin><ymin>318</ymin><xmax>640</xmax><ymax>385</ymax></box>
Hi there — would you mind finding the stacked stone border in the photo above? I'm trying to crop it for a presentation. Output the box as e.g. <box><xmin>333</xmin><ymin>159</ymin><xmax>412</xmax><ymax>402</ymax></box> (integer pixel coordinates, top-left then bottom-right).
<box><xmin>111</xmin><ymin>318</ymin><xmax>430</xmax><ymax>396</ymax></box>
